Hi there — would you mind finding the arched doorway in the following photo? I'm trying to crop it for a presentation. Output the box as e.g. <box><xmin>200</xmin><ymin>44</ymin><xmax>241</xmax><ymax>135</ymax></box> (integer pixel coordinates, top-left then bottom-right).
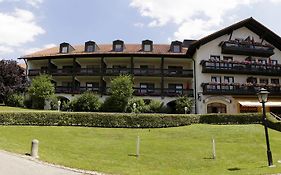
<box><xmin>207</xmin><ymin>102</ymin><xmax>227</xmax><ymax>113</ymax></box>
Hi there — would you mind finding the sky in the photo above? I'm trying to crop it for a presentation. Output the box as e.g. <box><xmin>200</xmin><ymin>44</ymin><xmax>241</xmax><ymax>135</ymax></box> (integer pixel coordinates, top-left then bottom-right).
<box><xmin>0</xmin><ymin>0</ymin><xmax>281</xmax><ymax>61</ymax></box>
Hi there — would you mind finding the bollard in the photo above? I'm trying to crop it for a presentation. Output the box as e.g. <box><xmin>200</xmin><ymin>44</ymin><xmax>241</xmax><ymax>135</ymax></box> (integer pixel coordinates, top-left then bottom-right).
<box><xmin>212</xmin><ymin>137</ymin><xmax>216</xmax><ymax>160</ymax></box>
<box><xmin>31</xmin><ymin>139</ymin><xmax>39</xmax><ymax>158</ymax></box>
<box><xmin>136</xmin><ymin>136</ymin><xmax>140</xmax><ymax>158</ymax></box>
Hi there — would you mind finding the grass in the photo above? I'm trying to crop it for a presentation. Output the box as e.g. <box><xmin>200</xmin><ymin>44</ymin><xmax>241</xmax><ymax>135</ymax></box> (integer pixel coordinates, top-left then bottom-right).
<box><xmin>0</xmin><ymin>106</ymin><xmax>39</xmax><ymax>112</ymax></box>
<box><xmin>0</xmin><ymin>125</ymin><xmax>280</xmax><ymax>174</ymax></box>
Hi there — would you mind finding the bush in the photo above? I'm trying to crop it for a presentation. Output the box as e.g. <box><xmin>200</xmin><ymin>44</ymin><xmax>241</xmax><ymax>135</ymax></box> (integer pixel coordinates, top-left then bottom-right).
<box><xmin>69</xmin><ymin>92</ymin><xmax>101</xmax><ymax>112</ymax></box>
<box><xmin>0</xmin><ymin>112</ymin><xmax>262</xmax><ymax>128</ymax></box>
<box><xmin>266</xmin><ymin>114</ymin><xmax>281</xmax><ymax>132</ymax></box>
<box><xmin>148</xmin><ymin>100</ymin><xmax>164</xmax><ymax>113</ymax></box>
<box><xmin>23</xmin><ymin>96</ymin><xmax>32</xmax><ymax>109</ymax></box>
<box><xmin>126</xmin><ymin>98</ymin><xmax>147</xmax><ymax>113</ymax></box>
<box><xmin>5</xmin><ymin>93</ymin><xmax>24</xmax><ymax>107</ymax></box>
<box><xmin>175</xmin><ymin>96</ymin><xmax>193</xmax><ymax>114</ymax></box>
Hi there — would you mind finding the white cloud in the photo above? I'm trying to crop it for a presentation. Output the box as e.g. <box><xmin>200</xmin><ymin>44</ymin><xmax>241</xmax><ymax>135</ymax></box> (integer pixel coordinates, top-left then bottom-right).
<box><xmin>0</xmin><ymin>8</ymin><xmax>45</xmax><ymax>47</ymax></box>
<box><xmin>130</xmin><ymin>0</ymin><xmax>281</xmax><ymax>40</ymax></box>
<box><xmin>23</xmin><ymin>43</ymin><xmax>56</xmax><ymax>55</ymax></box>
<box><xmin>0</xmin><ymin>46</ymin><xmax>14</xmax><ymax>55</ymax></box>
<box><xmin>134</xmin><ymin>22</ymin><xmax>145</xmax><ymax>28</ymax></box>
<box><xmin>25</xmin><ymin>0</ymin><xmax>43</xmax><ymax>8</ymax></box>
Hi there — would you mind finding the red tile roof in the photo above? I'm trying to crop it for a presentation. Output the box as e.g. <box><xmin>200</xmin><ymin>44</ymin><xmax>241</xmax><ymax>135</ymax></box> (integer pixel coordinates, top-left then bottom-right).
<box><xmin>21</xmin><ymin>44</ymin><xmax>188</xmax><ymax>59</ymax></box>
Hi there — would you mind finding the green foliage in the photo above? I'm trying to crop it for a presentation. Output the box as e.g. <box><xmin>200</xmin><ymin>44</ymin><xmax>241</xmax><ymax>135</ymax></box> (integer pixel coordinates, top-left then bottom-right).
<box><xmin>28</xmin><ymin>75</ymin><xmax>55</xmax><ymax>109</ymax></box>
<box><xmin>0</xmin><ymin>112</ymin><xmax>262</xmax><ymax>128</ymax></box>
<box><xmin>5</xmin><ymin>93</ymin><xmax>24</xmax><ymax>107</ymax></box>
<box><xmin>69</xmin><ymin>92</ymin><xmax>101</xmax><ymax>112</ymax></box>
<box><xmin>175</xmin><ymin>96</ymin><xmax>193</xmax><ymax>114</ymax></box>
<box><xmin>103</xmin><ymin>75</ymin><xmax>134</xmax><ymax>112</ymax></box>
<box><xmin>126</xmin><ymin>98</ymin><xmax>147</xmax><ymax>113</ymax></box>
<box><xmin>266</xmin><ymin>114</ymin><xmax>281</xmax><ymax>132</ymax></box>
<box><xmin>148</xmin><ymin>100</ymin><xmax>164</xmax><ymax>113</ymax></box>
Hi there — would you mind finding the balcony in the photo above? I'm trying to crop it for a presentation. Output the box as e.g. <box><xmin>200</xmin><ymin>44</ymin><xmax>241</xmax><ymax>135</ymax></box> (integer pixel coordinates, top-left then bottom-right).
<box><xmin>29</xmin><ymin>68</ymin><xmax>193</xmax><ymax>77</ymax></box>
<box><xmin>201</xmin><ymin>60</ymin><xmax>281</xmax><ymax>76</ymax></box>
<box><xmin>221</xmin><ymin>40</ymin><xmax>274</xmax><ymax>57</ymax></box>
<box><xmin>202</xmin><ymin>82</ymin><xmax>281</xmax><ymax>95</ymax></box>
<box><xmin>55</xmin><ymin>86</ymin><xmax>194</xmax><ymax>97</ymax></box>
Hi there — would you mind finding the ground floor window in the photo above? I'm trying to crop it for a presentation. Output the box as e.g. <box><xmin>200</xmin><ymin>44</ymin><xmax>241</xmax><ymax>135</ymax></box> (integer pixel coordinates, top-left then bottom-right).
<box><xmin>207</xmin><ymin>103</ymin><xmax>227</xmax><ymax>113</ymax></box>
<box><xmin>240</xmin><ymin>105</ymin><xmax>258</xmax><ymax>113</ymax></box>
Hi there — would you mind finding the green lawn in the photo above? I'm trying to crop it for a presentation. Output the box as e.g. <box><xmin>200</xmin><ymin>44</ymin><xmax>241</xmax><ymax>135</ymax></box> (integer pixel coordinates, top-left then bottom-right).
<box><xmin>0</xmin><ymin>106</ymin><xmax>39</xmax><ymax>112</ymax></box>
<box><xmin>0</xmin><ymin>125</ymin><xmax>280</xmax><ymax>175</ymax></box>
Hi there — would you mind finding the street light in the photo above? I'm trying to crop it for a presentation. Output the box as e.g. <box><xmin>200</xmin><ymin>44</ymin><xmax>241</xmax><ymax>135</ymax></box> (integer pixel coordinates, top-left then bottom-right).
<box><xmin>257</xmin><ymin>88</ymin><xmax>273</xmax><ymax>166</ymax></box>
<box><xmin>184</xmin><ymin>106</ymin><xmax>188</xmax><ymax>114</ymax></box>
<box><xmin>133</xmin><ymin>102</ymin><xmax>137</xmax><ymax>113</ymax></box>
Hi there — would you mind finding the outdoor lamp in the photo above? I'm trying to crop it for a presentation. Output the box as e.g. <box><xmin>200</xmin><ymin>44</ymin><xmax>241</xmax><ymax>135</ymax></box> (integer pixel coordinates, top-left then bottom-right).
<box><xmin>257</xmin><ymin>87</ymin><xmax>273</xmax><ymax>167</ymax></box>
<box><xmin>257</xmin><ymin>88</ymin><xmax>269</xmax><ymax>103</ymax></box>
<box><xmin>184</xmin><ymin>106</ymin><xmax>188</xmax><ymax>114</ymax></box>
<box><xmin>133</xmin><ymin>102</ymin><xmax>137</xmax><ymax>112</ymax></box>
<box><xmin>58</xmin><ymin>100</ymin><xmax>61</xmax><ymax>112</ymax></box>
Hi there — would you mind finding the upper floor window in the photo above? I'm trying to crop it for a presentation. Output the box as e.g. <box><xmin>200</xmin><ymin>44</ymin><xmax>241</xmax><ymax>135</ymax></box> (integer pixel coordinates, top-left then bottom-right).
<box><xmin>271</xmin><ymin>78</ymin><xmax>279</xmax><ymax>84</ymax></box>
<box><xmin>113</xmin><ymin>40</ymin><xmax>124</xmax><ymax>52</ymax></box>
<box><xmin>260</xmin><ymin>78</ymin><xmax>268</xmax><ymax>84</ymax></box>
<box><xmin>170</xmin><ymin>41</ymin><xmax>182</xmax><ymax>53</ymax></box>
<box><xmin>223</xmin><ymin>56</ymin><xmax>233</xmax><ymax>61</ymax></box>
<box><xmin>271</xmin><ymin>60</ymin><xmax>278</xmax><ymax>65</ymax></box>
<box><xmin>86</xmin><ymin>45</ymin><xmax>95</xmax><ymax>52</ymax></box>
<box><xmin>142</xmin><ymin>40</ymin><xmax>153</xmax><ymax>52</ymax></box>
<box><xmin>210</xmin><ymin>55</ymin><xmax>220</xmax><ymax>61</ymax></box>
<box><xmin>61</xmin><ymin>46</ymin><xmax>68</xmax><ymax>53</ymax></box>
<box><xmin>258</xmin><ymin>59</ymin><xmax>267</xmax><ymax>64</ymax></box>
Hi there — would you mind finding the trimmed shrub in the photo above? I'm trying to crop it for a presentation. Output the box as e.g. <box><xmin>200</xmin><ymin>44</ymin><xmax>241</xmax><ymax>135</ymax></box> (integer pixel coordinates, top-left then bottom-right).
<box><xmin>0</xmin><ymin>112</ymin><xmax>262</xmax><ymax>128</ymax></box>
<box><xmin>126</xmin><ymin>98</ymin><xmax>148</xmax><ymax>113</ymax></box>
<box><xmin>199</xmin><ymin>113</ymin><xmax>262</xmax><ymax>124</ymax></box>
<box><xmin>5</xmin><ymin>93</ymin><xmax>24</xmax><ymax>107</ymax></box>
<box><xmin>69</xmin><ymin>92</ymin><xmax>101</xmax><ymax>112</ymax></box>
<box><xmin>148</xmin><ymin>100</ymin><xmax>164</xmax><ymax>113</ymax></box>
<box><xmin>266</xmin><ymin>114</ymin><xmax>281</xmax><ymax>132</ymax></box>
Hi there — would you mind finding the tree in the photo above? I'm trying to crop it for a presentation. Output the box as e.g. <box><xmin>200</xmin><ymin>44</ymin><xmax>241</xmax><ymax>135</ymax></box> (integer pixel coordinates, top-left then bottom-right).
<box><xmin>102</xmin><ymin>75</ymin><xmax>134</xmax><ymax>112</ymax></box>
<box><xmin>0</xmin><ymin>60</ymin><xmax>27</xmax><ymax>103</ymax></box>
<box><xmin>175</xmin><ymin>96</ymin><xmax>193</xmax><ymax>114</ymax></box>
<box><xmin>28</xmin><ymin>75</ymin><xmax>55</xmax><ymax>109</ymax></box>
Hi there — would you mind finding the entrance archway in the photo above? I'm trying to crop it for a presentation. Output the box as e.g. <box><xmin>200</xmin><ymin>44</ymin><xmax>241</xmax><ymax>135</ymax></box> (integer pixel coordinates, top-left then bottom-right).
<box><xmin>207</xmin><ymin>102</ymin><xmax>227</xmax><ymax>113</ymax></box>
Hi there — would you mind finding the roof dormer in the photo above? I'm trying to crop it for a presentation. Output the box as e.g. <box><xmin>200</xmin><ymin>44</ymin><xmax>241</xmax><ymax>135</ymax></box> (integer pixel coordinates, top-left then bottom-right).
<box><xmin>85</xmin><ymin>41</ymin><xmax>97</xmax><ymax>52</ymax></box>
<box><xmin>113</xmin><ymin>40</ymin><xmax>124</xmax><ymax>52</ymax></box>
<box><xmin>59</xmin><ymin>42</ymin><xmax>74</xmax><ymax>54</ymax></box>
<box><xmin>170</xmin><ymin>41</ymin><xmax>182</xmax><ymax>53</ymax></box>
<box><xmin>142</xmin><ymin>40</ymin><xmax>153</xmax><ymax>52</ymax></box>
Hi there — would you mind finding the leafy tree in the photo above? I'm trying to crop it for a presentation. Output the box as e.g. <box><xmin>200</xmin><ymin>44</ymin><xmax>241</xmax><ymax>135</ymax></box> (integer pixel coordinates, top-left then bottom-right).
<box><xmin>175</xmin><ymin>96</ymin><xmax>193</xmax><ymax>114</ymax></box>
<box><xmin>69</xmin><ymin>92</ymin><xmax>101</xmax><ymax>112</ymax></box>
<box><xmin>5</xmin><ymin>93</ymin><xmax>24</xmax><ymax>107</ymax></box>
<box><xmin>28</xmin><ymin>75</ymin><xmax>55</xmax><ymax>109</ymax></box>
<box><xmin>0</xmin><ymin>60</ymin><xmax>27</xmax><ymax>103</ymax></box>
<box><xmin>102</xmin><ymin>75</ymin><xmax>134</xmax><ymax>112</ymax></box>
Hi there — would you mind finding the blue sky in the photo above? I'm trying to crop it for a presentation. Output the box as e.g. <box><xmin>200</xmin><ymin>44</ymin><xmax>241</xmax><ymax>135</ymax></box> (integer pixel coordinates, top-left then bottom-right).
<box><xmin>0</xmin><ymin>0</ymin><xmax>281</xmax><ymax>61</ymax></box>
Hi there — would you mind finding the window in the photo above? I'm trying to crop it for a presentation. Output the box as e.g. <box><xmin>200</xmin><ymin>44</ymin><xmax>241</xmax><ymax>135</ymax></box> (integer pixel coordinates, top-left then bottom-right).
<box><xmin>115</xmin><ymin>44</ymin><xmax>122</xmax><ymax>52</ymax></box>
<box><xmin>207</xmin><ymin>103</ymin><xmax>227</xmax><ymax>113</ymax></box>
<box><xmin>271</xmin><ymin>60</ymin><xmax>278</xmax><ymax>65</ymax></box>
<box><xmin>144</xmin><ymin>44</ymin><xmax>152</xmax><ymax>52</ymax></box>
<box><xmin>61</xmin><ymin>46</ymin><xmax>68</xmax><ymax>53</ymax></box>
<box><xmin>258</xmin><ymin>59</ymin><xmax>267</xmax><ymax>64</ymax></box>
<box><xmin>247</xmin><ymin>77</ymin><xmax>257</xmax><ymax>84</ymax></box>
<box><xmin>168</xmin><ymin>84</ymin><xmax>183</xmax><ymax>94</ymax></box>
<box><xmin>140</xmin><ymin>83</ymin><xmax>155</xmax><ymax>94</ymax></box>
<box><xmin>210</xmin><ymin>55</ymin><xmax>220</xmax><ymax>61</ymax></box>
<box><xmin>271</xmin><ymin>78</ymin><xmax>279</xmax><ymax>84</ymax></box>
<box><xmin>86</xmin><ymin>45</ymin><xmax>95</xmax><ymax>52</ymax></box>
<box><xmin>223</xmin><ymin>56</ymin><xmax>233</xmax><ymax>61</ymax></box>
<box><xmin>224</xmin><ymin>76</ymin><xmax>234</xmax><ymax>83</ymax></box>
<box><xmin>112</xmin><ymin>65</ymin><xmax>128</xmax><ymax>74</ymax></box>
<box><xmin>211</xmin><ymin>76</ymin><xmax>221</xmax><ymax>83</ymax></box>
<box><xmin>173</xmin><ymin>45</ymin><xmax>181</xmax><ymax>53</ymax></box>
<box><xmin>168</xmin><ymin>66</ymin><xmax>183</xmax><ymax>75</ymax></box>
<box><xmin>86</xmin><ymin>82</ymin><xmax>99</xmax><ymax>91</ymax></box>
<box><xmin>260</xmin><ymin>78</ymin><xmax>268</xmax><ymax>84</ymax></box>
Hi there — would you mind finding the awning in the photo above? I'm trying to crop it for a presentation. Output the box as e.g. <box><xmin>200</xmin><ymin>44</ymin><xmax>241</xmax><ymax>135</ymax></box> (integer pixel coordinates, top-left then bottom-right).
<box><xmin>239</xmin><ymin>101</ymin><xmax>281</xmax><ymax>107</ymax></box>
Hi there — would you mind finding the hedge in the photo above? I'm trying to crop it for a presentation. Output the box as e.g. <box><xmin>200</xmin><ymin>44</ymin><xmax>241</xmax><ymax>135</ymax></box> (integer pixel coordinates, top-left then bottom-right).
<box><xmin>266</xmin><ymin>114</ymin><xmax>281</xmax><ymax>132</ymax></box>
<box><xmin>0</xmin><ymin>112</ymin><xmax>263</xmax><ymax>128</ymax></box>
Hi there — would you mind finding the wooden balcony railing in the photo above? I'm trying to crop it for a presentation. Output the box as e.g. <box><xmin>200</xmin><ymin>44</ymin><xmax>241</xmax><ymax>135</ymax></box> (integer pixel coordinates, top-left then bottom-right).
<box><xmin>29</xmin><ymin>68</ymin><xmax>193</xmax><ymax>77</ymax></box>
<box><xmin>221</xmin><ymin>40</ymin><xmax>274</xmax><ymax>57</ymax></box>
<box><xmin>55</xmin><ymin>86</ymin><xmax>194</xmax><ymax>97</ymax></box>
<box><xmin>201</xmin><ymin>60</ymin><xmax>281</xmax><ymax>76</ymax></box>
<box><xmin>202</xmin><ymin>82</ymin><xmax>281</xmax><ymax>95</ymax></box>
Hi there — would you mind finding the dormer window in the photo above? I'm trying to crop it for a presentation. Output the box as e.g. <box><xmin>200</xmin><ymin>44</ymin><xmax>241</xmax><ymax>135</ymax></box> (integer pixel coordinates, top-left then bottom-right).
<box><xmin>142</xmin><ymin>40</ymin><xmax>153</xmax><ymax>52</ymax></box>
<box><xmin>113</xmin><ymin>40</ymin><xmax>124</xmax><ymax>52</ymax></box>
<box><xmin>59</xmin><ymin>42</ymin><xmax>74</xmax><ymax>54</ymax></box>
<box><xmin>85</xmin><ymin>41</ymin><xmax>96</xmax><ymax>52</ymax></box>
<box><xmin>170</xmin><ymin>41</ymin><xmax>182</xmax><ymax>53</ymax></box>
<box><xmin>61</xmin><ymin>46</ymin><xmax>68</xmax><ymax>53</ymax></box>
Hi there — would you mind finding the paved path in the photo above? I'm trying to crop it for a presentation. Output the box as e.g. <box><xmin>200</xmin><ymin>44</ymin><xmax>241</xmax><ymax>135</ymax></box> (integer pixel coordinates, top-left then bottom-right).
<box><xmin>0</xmin><ymin>150</ymin><xmax>100</xmax><ymax>175</ymax></box>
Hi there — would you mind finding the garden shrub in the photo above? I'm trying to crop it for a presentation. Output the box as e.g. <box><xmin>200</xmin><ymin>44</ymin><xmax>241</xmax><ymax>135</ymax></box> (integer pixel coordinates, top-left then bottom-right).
<box><xmin>5</xmin><ymin>93</ymin><xmax>24</xmax><ymax>107</ymax></box>
<box><xmin>69</xmin><ymin>92</ymin><xmax>101</xmax><ymax>112</ymax></box>
<box><xmin>126</xmin><ymin>98</ymin><xmax>148</xmax><ymax>113</ymax></box>
<box><xmin>266</xmin><ymin>114</ymin><xmax>281</xmax><ymax>132</ymax></box>
<box><xmin>0</xmin><ymin>112</ymin><xmax>262</xmax><ymax>128</ymax></box>
<box><xmin>148</xmin><ymin>100</ymin><xmax>164</xmax><ymax>113</ymax></box>
<box><xmin>175</xmin><ymin>96</ymin><xmax>193</xmax><ymax>114</ymax></box>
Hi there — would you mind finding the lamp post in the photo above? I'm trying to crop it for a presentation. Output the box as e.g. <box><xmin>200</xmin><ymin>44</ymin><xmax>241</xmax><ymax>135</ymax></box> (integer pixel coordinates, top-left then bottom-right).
<box><xmin>58</xmin><ymin>100</ymin><xmax>61</xmax><ymax>112</ymax></box>
<box><xmin>133</xmin><ymin>102</ymin><xmax>137</xmax><ymax>113</ymax></box>
<box><xmin>257</xmin><ymin>88</ymin><xmax>273</xmax><ymax>166</ymax></box>
<box><xmin>184</xmin><ymin>106</ymin><xmax>188</xmax><ymax>114</ymax></box>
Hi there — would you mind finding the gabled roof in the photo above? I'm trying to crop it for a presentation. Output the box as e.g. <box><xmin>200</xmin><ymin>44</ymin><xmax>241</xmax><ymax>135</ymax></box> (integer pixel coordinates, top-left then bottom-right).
<box><xmin>186</xmin><ymin>17</ymin><xmax>281</xmax><ymax>57</ymax></box>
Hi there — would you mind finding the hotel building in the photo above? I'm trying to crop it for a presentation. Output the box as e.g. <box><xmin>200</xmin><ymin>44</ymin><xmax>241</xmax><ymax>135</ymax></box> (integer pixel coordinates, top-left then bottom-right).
<box><xmin>20</xmin><ymin>17</ymin><xmax>281</xmax><ymax>114</ymax></box>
